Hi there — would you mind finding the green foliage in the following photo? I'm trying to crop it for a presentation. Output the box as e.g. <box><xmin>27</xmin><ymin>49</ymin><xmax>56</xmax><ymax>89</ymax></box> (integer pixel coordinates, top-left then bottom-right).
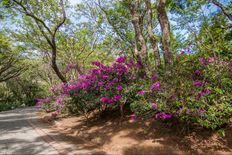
<box><xmin>130</xmin><ymin>100</ymin><xmax>152</xmax><ymax>117</ymax></box>
<box><xmin>67</xmin><ymin>91</ymin><xmax>99</xmax><ymax>115</ymax></box>
<box><xmin>153</xmin><ymin>52</ymin><xmax>232</xmax><ymax>130</ymax></box>
<box><xmin>0</xmin><ymin>102</ymin><xmax>21</xmax><ymax>112</ymax></box>
<box><xmin>40</xmin><ymin>102</ymin><xmax>55</xmax><ymax>112</ymax></box>
<box><xmin>127</xmin><ymin>52</ymin><xmax>232</xmax><ymax>130</ymax></box>
<box><xmin>0</xmin><ymin>59</ymin><xmax>50</xmax><ymax>111</ymax></box>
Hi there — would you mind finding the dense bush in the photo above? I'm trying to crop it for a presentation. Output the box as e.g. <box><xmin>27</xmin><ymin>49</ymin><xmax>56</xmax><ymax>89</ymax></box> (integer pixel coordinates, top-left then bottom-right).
<box><xmin>38</xmin><ymin>53</ymin><xmax>232</xmax><ymax>130</ymax></box>
<box><xmin>0</xmin><ymin>71</ymin><xmax>48</xmax><ymax>112</ymax></box>
<box><xmin>38</xmin><ymin>56</ymin><xmax>140</xmax><ymax>117</ymax></box>
<box><xmin>151</xmin><ymin>53</ymin><xmax>232</xmax><ymax>130</ymax></box>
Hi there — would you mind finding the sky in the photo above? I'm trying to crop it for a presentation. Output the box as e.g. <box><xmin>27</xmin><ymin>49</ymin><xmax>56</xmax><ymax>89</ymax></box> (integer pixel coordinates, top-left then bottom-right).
<box><xmin>69</xmin><ymin>0</ymin><xmax>82</xmax><ymax>5</ymax></box>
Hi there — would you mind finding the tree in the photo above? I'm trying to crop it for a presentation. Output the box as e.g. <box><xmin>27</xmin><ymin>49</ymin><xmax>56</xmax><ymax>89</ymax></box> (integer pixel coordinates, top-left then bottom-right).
<box><xmin>0</xmin><ymin>33</ymin><xmax>25</xmax><ymax>82</ymax></box>
<box><xmin>157</xmin><ymin>0</ymin><xmax>173</xmax><ymax>66</ymax></box>
<box><xmin>211</xmin><ymin>0</ymin><xmax>232</xmax><ymax>21</ymax></box>
<box><xmin>211</xmin><ymin>0</ymin><xmax>232</xmax><ymax>29</ymax></box>
<box><xmin>5</xmin><ymin>0</ymin><xmax>68</xmax><ymax>82</ymax></box>
<box><xmin>96</xmin><ymin>0</ymin><xmax>136</xmax><ymax>57</ymax></box>
<box><xmin>119</xmin><ymin>0</ymin><xmax>150</xmax><ymax>77</ymax></box>
<box><xmin>145</xmin><ymin>0</ymin><xmax>161</xmax><ymax>68</ymax></box>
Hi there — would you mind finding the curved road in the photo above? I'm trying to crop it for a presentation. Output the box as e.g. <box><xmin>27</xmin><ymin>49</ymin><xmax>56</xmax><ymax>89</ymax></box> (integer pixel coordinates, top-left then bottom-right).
<box><xmin>0</xmin><ymin>107</ymin><xmax>60</xmax><ymax>155</ymax></box>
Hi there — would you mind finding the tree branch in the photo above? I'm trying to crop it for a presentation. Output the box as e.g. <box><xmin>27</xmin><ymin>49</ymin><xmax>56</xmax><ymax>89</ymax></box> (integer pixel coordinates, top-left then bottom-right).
<box><xmin>212</xmin><ymin>0</ymin><xmax>232</xmax><ymax>21</ymax></box>
<box><xmin>52</xmin><ymin>0</ymin><xmax>66</xmax><ymax>41</ymax></box>
<box><xmin>13</xmin><ymin>0</ymin><xmax>53</xmax><ymax>35</ymax></box>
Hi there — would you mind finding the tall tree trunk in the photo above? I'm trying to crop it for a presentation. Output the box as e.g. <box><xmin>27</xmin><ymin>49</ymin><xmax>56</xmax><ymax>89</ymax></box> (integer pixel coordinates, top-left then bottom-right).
<box><xmin>128</xmin><ymin>0</ymin><xmax>148</xmax><ymax>77</ymax></box>
<box><xmin>145</xmin><ymin>0</ymin><xmax>161</xmax><ymax>69</ymax></box>
<box><xmin>51</xmin><ymin>48</ymin><xmax>67</xmax><ymax>83</ymax></box>
<box><xmin>157</xmin><ymin>0</ymin><xmax>173</xmax><ymax>66</ymax></box>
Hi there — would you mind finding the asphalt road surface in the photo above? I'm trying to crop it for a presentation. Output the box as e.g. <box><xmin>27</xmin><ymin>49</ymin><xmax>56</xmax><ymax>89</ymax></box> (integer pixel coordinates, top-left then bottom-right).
<box><xmin>0</xmin><ymin>107</ymin><xmax>59</xmax><ymax>155</ymax></box>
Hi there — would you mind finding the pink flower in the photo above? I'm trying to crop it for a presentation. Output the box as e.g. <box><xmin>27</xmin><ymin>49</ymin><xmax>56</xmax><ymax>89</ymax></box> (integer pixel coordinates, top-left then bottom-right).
<box><xmin>117</xmin><ymin>85</ymin><xmax>123</xmax><ymax>91</ymax></box>
<box><xmin>136</xmin><ymin>61</ymin><xmax>143</xmax><ymax>68</ymax></box>
<box><xmin>51</xmin><ymin>112</ymin><xmax>58</xmax><ymax>118</ymax></box>
<box><xmin>35</xmin><ymin>97</ymin><xmax>53</xmax><ymax>107</ymax></box>
<box><xmin>116</xmin><ymin>56</ymin><xmax>126</xmax><ymax>63</ymax></box>
<box><xmin>100</xmin><ymin>97</ymin><xmax>112</xmax><ymax>104</ymax></box>
<box><xmin>105</xmin><ymin>85</ymin><xmax>110</xmax><ymax>90</ymax></box>
<box><xmin>194</xmin><ymin>70</ymin><xmax>201</xmax><ymax>76</ymax></box>
<box><xmin>207</xmin><ymin>57</ymin><xmax>215</xmax><ymax>63</ymax></box>
<box><xmin>180</xmin><ymin>50</ymin><xmax>185</xmax><ymax>54</ymax></box>
<box><xmin>137</xmin><ymin>90</ymin><xmax>145</xmax><ymax>95</ymax></box>
<box><xmin>199</xmin><ymin>58</ymin><xmax>207</xmax><ymax>65</ymax></box>
<box><xmin>200</xmin><ymin>91</ymin><xmax>205</xmax><ymax>96</ymax></box>
<box><xmin>98</xmin><ymin>81</ymin><xmax>104</xmax><ymax>87</ymax></box>
<box><xmin>102</xmin><ymin>75</ymin><xmax>109</xmax><ymax>79</ymax></box>
<box><xmin>192</xmin><ymin>80</ymin><xmax>202</xmax><ymax>87</ymax></box>
<box><xmin>151</xmin><ymin>82</ymin><xmax>161</xmax><ymax>91</ymax></box>
<box><xmin>155</xmin><ymin>112</ymin><xmax>173</xmax><ymax>120</ymax></box>
<box><xmin>112</xmin><ymin>78</ymin><xmax>119</xmax><ymax>83</ymax></box>
<box><xmin>151</xmin><ymin>74</ymin><xmax>157</xmax><ymax>81</ymax></box>
<box><xmin>113</xmin><ymin>95</ymin><xmax>123</xmax><ymax>102</ymax></box>
<box><xmin>126</xmin><ymin>60</ymin><xmax>136</xmax><ymax>68</ymax></box>
<box><xmin>198</xmin><ymin>109</ymin><xmax>205</xmax><ymax>115</ymax></box>
<box><xmin>205</xmin><ymin>89</ymin><xmax>211</xmax><ymax>94</ymax></box>
<box><xmin>92</xmin><ymin>61</ymin><xmax>101</xmax><ymax>67</ymax></box>
<box><xmin>150</xmin><ymin>102</ymin><xmax>158</xmax><ymax>110</ymax></box>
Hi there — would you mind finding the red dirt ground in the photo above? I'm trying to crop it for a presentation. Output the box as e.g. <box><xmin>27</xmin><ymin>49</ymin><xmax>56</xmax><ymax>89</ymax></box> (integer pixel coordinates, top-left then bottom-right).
<box><xmin>38</xmin><ymin>111</ymin><xmax>232</xmax><ymax>155</ymax></box>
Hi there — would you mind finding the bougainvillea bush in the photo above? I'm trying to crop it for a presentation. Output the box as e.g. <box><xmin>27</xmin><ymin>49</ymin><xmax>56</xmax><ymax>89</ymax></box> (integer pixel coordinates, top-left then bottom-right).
<box><xmin>37</xmin><ymin>53</ymin><xmax>232</xmax><ymax>131</ymax></box>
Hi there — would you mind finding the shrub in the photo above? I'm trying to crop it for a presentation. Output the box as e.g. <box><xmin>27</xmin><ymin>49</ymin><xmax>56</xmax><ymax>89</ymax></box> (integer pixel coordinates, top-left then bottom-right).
<box><xmin>0</xmin><ymin>74</ymin><xmax>46</xmax><ymax>111</ymax></box>
<box><xmin>39</xmin><ymin>56</ymin><xmax>141</xmax><ymax>117</ymax></box>
<box><xmin>38</xmin><ymin>53</ymin><xmax>232</xmax><ymax>130</ymax></box>
<box><xmin>149</xmin><ymin>53</ymin><xmax>232</xmax><ymax>130</ymax></box>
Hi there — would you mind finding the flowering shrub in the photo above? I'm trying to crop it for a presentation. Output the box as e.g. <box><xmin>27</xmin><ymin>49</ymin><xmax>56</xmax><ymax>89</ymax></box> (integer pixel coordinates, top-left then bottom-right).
<box><xmin>38</xmin><ymin>56</ymin><xmax>141</xmax><ymax>117</ymax></box>
<box><xmin>127</xmin><ymin>52</ymin><xmax>231</xmax><ymax>130</ymax></box>
<box><xmin>37</xmin><ymin>53</ymin><xmax>232</xmax><ymax>131</ymax></box>
<box><xmin>151</xmin><ymin>53</ymin><xmax>232</xmax><ymax>129</ymax></box>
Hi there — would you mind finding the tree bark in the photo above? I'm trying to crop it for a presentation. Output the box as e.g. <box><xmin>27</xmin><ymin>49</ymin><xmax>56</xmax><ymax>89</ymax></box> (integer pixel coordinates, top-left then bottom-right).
<box><xmin>145</xmin><ymin>0</ymin><xmax>161</xmax><ymax>69</ymax></box>
<box><xmin>51</xmin><ymin>48</ymin><xmax>67</xmax><ymax>83</ymax></box>
<box><xmin>157</xmin><ymin>0</ymin><xmax>173</xmax><ymax>66</ymax></box>
<box><xmin>128</xmin><ymin>0</ymin><xmax>148</xmax><ymax>76</ymax></box>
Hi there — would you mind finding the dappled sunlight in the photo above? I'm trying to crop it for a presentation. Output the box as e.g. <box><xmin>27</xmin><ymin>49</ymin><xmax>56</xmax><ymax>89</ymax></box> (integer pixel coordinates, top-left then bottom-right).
<box><xmin>0</xmin><ymin>108</ymin><xmax>59</xmax><ymax>154</ymax></box>
<box><xmin>39</xmin><ymin>110</ymin><xmax>232</xmax><ymax>154</ymax></box>
<box><xmin>0</xmin><ymin>0</ymin><xmax>231</xmax><ymax>154</ymax></box>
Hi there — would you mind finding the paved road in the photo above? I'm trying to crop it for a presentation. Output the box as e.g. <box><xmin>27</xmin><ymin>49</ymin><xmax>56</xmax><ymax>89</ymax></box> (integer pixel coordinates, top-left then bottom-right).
<box><xmin>0</xmin><ymin>107</ymin><xmax>59</xmax><ymax>155</ymax></box>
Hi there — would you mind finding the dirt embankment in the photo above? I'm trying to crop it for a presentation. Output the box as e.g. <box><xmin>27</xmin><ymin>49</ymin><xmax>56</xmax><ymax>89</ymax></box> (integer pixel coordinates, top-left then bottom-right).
<box><xmin>38</xmin><ymin>111</ymin><xmax>232</xmax><ymax>155</ymax></box>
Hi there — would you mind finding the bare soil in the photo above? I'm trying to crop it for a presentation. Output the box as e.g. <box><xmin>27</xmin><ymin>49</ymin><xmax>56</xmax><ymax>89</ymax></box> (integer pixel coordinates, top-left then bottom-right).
<box><xmin>38</xmin><ymin>111</ymin><xmax>232</xmax><ymax>155</ymax></box>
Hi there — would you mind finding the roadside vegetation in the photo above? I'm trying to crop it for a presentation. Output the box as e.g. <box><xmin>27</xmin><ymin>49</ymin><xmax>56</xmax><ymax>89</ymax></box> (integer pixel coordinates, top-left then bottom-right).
<box><xmin>0</xmin><ymin>0</ymin><xmax>231</xmax><ymax>139</ymax></box>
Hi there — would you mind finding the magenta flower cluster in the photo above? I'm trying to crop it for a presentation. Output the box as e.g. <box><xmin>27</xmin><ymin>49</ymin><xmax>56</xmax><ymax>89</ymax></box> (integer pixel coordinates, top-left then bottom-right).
<box><xmin>199</xmin><ymin>57</ymin><xmax>217</xmax><ymax>65</ymax></box>
<box><xmin>155</xmin><ymin>112</ymin><xmax>173</xmax><ymax>120</ymax></box>
<box><xmin>150</xmin><ymin>82</ymin><xmax>161</xmax><ymax>91</ymax></box>
<box><xmin>100</xmin><ymin>95</ymin><xmax>123</xmax><ymax>104</ymax></box>
<box><xmin>38</xmin><ymin>56</ymin><xmax>139</xmax><ymax>107</ymax></box>
<box><xmin>35</xmin><ymin>97</ymin><xmax>53</xmax><ymax>107</ymax></box>
<box><xmin>137</xmin><ymin>90</ymin><xmax>145</xmax><ymax>95</ymax></box>
<box><xmin>192</xmin><ymin>80</ymin><xmax>203</xmax><ymax>87</ymax></box>
<box><xmin>150</xmin><ymin>102</ymin><xmax>158</xmax><ymax>110</ymax></box>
